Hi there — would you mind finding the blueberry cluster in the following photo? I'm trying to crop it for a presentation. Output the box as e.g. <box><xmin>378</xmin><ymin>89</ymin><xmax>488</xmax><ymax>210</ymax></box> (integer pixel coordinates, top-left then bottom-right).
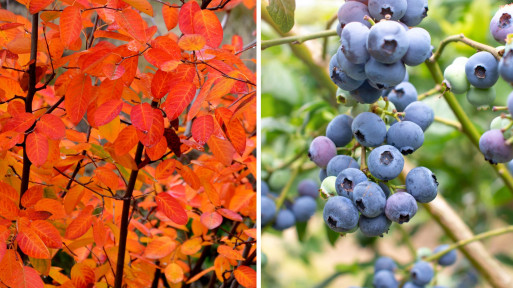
<box><xmin>331</xmin><ymin>0</ymin><xmax>431</xmax><ymax>102</ymax></box>
<box><xmin>358</xmin><ymin>247</ymin><xmax>456</xmax><ymax>288</ymax></box>
<box><xmin>261</xmin><ymin>179</ymin><xmax>319</xmax><ymax>230</ymax></box>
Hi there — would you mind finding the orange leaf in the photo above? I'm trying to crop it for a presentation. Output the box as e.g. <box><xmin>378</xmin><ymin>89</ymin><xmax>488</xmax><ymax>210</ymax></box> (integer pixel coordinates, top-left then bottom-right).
<box><xmin>92</xmin><ymin>218</ymin><xmax>107</xmax><ymax>249</ymax></box>
<box><xmin>136</xmin><ymin>109</ymin><xmax>164</xmax><ymax>147</ymax></box>
<box><xmin>156</xmin><ymin>193</ymin><xmax>188</xmax><ymax>225</ymax></box>
<box><xmin>180</xmin><ymin>237</ymin><xmax>202</xmax><ymax>255</ymax></box>
<box><xmin>14</xmin><ymin>266</ymin><xmax>45</xmax><ymax>288</ymax></box>
<box><xmin>178</xmin><ymin>1</ymin><xmax>200</xmax><ymax>34</ymax></box>
<box><xmin>102</xmin><ymin>63</ymin><xmax>125</xmax><ymax>80</ymax></box>
<box><xmin>226</xmin><ymin>117</ymin><xmax>246</xmax><ymax>156</ymax></box>
<box><xmin>243</xmin><ymin>228</ymin><xmax>256</xmax><ymax>239</ymax></box>
<box><xmin>60</xmin><ymin>6</ymin><xmax>82</xmax><ymax>49</ymax></box>
<box><xmin>175</xmin><ymin>161</ymin><xmax>200</xmax><ymax>189</ymax></box>
<box><xmin>0</xmin><ymin>182</ymin><xmax>19</xmax><ymax>205</ymax></box>
<box><xmin>114</xmin><ymin>125</ymin><xmax>138</xmax><ymax>155</ymax></box>
<box><xmin>229</xmin><ymin>189</ymin><xmax>255</xmax><ymax>212</ymax></box>
<box><xmin>163</xmin><ymin>81</ymin><xmax>196</xmax><ymax>120</ymax></box>
<box><xmin>191</xmin><ymin>115</ymin><xmax>214</xmax><ymax>145</ymax></box>
<box><xmin>186</xmin><ymin>266</ymin><xmax>215</xmax><ymax>284</ymax></box>
<box><xmin>207</xmin><ymin>136</ymin><xmax>234</xmax><ymax>166</ymax></box>
<box><xmin>65</xmin><ymin>74</ymin><xmax>92</xmax><ymax>125</ymax></box>
<box><xmin>164</xmin><ymin>263</ymin><xmax>183</xmax><ymax>284</ymax></box>
<box><xmin>65</xmin><ymin>205</ymin><xmax>94</xmax><ymax>240</ymax></box>
<box><xmin>234</xmin><ymin>266</ymin><xmax>256</xmax><ymax>288</ymax></box>
<box><xmin>155</xmin><ymin>159</ymin><xmax>176</xmax><ymax>180</ymax></box>
<box><xmin>115</xmin><ymin>8</ymin><xmax>147</xmax><ymax>41</ymax></box>
<box><xmin>162</xmin><ymin>5</ymin><xmax>179</xmax><ymax>30</ymax></box>
<box><xmin>29</xmin><ymin>0</ymin><xmax>54</xmax><ymax>14</ymax></box>
<box><xmin>217</xmin><ymin>245</ymin><xmax>244</xmax><ymax>261</ymax></box>
<box><xmin>200</xmin><ymin>211</ymin><xmax>222</xmax><ymax>229</ymax></box>
<box><xmin>143</xmin><ymin>236</ymin><xmax>176</xmax><ymax>259</ymax></box>
<box><xmin>178</xmin><ymin>34</ymin><xmax>206</xmax><ymax>51</ymax></box>
<box><xmin>71</xmin><ymin>262</ymin><xmax>95</xmax><ymax>288</ymax></box>
<box><xmin>201</xmin><ymin>179</ymin><xmax>221</xmax><ymax>207</ymax></box>
<box><xmin>214</xmin><ymin>255</ymin><xmax>231</xmax><ymax>282</ymax></box>
<box><xmin>17</xmin><ymin>225</ymin><xmax>51</xmax><ymax>259</ymax></box>
<box><xmin>0</xmin><ymin>250</ymin><xmax>23</xmax><ymax>287</ymax></box>
<box><xmin>146</xmin><ymin>135</ymin><xmax>167</xmax><ymax>161</ymax></box>
<box><xmin>151</xmin><ymin>69</ymin><xmax>173</xmax><ymax>99</ymax></box>
<box><xmin>94</xmin><ymin>99</ymin><xmax>123</xmax><ymax>127</ymax></box>
<box><xmin>36</xmin><ymin>114</ymin><xmax>66</xmax><ymax>140</ymax></box>
<box><xmin>0</xmin><ymin>195</ymin><xmax>19</xmax><ymax>220</ymax></box>
<box><xmin>121</xmin><ymin>0</ymin><xmax>153</xmax><ymax>16</ymax></box>
<box><xmin>144</xmin><ymin>48</ymin><xmax>180</xmax><ymax>72</ymax></box>
<box><xmin>21</xmin><ymin>185</ymin><xmax>44</xmax><ymax>208</ymax></box>
<box><xmin>30</xmin><ymin>220</ymin><xmax>62</xmax><ymax>249</ymax></box>
<box><xmin>63</xmin><ymin>185</ymin><xmax>84</xmax><ymax>215</ymax></box>
<box><xmin>26</xmin><ymin>132</ymin><xmax>49</xmax><ymax>167</ymax></box>
<box><xmin>131</xmin><ymin>103</ymin><xmax>154</xmax><ymax>133</ymax></box>
<box><xmin>95</xmin><ymin>167</ymin><xmax>119</xmax><ymax>191</ymax></box>
<box><xmin>4</xmin><ymin>112</ymin><xmax>36</xmax><ymax>133</ymax></box>
<box><xmin>217</xmin><ymin>208</ymin><xmax>243</xmax><ymax>222</ymax></box>
<box><xmin>193</xmin><ymin>10</ymin><xmax>223</xmax><ymax>48</ymax></box>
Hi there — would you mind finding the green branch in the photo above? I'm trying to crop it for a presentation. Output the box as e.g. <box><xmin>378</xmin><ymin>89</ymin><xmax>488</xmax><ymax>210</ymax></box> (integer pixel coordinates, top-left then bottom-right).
<box><xmin>429</xmin><ymin>34</ymin><xmax>501</xmax><ymax>62</ymax></box>
<box><xmin>261</xmin><ymin>30</ymin><xmax>338</xmax><ymax>50</ymax></box>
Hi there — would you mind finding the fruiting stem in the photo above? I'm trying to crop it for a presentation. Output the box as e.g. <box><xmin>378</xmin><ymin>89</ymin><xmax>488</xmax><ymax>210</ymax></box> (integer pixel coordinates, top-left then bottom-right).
<box><xmin>417</xmin><ymin>84</ymin><xmax>442</xmax><ymax>101</ymax></box>
<box><xmin>433</xmin><ymin>116</ymin><xmax>462</xmax><ymax>130</ymax></box>
<box><xmin>363</xmin><ymin>15</ymin><xmax>376</xmax><ymax>26</ymax></box>
<box><xmin>505</xmin><ymin>135</ymin><xmax>513</xmax><ymax>145</ymax></box>
<box><xmin>261</xmin><ymin>30</ymin><xmax>338</xmax><ymax>50</ymax></box>
<box><xmin>429</xmin><ymin>34</ymin><xmax>501</xmax><ymax>62</ymax></box>
<box><xmin>274</xmin><ymin>164</ymin><xmax>301</xmax><ymax>212</ymax></box>
<box><xmin>492</xmin><ymin>106</ymin><xmax>508</xmax><ymax>112</ymax></box>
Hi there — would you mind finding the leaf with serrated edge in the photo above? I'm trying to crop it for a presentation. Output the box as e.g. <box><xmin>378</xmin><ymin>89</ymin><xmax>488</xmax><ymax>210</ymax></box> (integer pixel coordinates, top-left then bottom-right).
<box><xmin>156</xmin><ymin>193</ymin><xmax>188</xmax><ymax>225</ymax></box>
<box><xmin>17</xmin><ymin>225</ymin><xmax>51</xmax><ymax>259</ymax></box>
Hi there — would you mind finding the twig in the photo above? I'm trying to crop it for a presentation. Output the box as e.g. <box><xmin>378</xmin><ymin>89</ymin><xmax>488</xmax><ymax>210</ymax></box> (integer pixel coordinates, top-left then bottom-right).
<box><xmin>434</xmin><ymin>116</ymin><xmax>462</xmax><ymax>130</ymax></box>
<box><xmin>261</xmin><ymin>30</ymin><xmax>338</xmax><ymax>50</ymax></box>
<box><xmin>429</xmin><ymin>34</ymin><xmax>501</xmax><ymax>63</ymax></box>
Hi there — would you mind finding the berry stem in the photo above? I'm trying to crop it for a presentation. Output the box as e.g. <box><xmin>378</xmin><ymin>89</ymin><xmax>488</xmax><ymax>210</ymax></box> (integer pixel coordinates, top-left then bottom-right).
<box><xmin>363</xmin><ymin>15</ymin><xmax>376</xmax><ymax>26</ymax></box>
<box><xmin>433</xmin><ymin>116</ymin><xmax>462</xmax><ymax>130</ymax></box>
<box><xmin>261</xmin><ymin>30</ymin><xmax>338</xmax><ymax>50</ymax></box>
<box><xmin>429</xmin><ymin>34</ymin><xmax>501</xmax><ymax>62</ymax></box>
<box><xmin>493</xmin><ymin>106</ymin><xmax>509</xmax><ymax>112</ymax></box>
<box><xmin>360</xmin><ymin>146</ymin><xmax>367</xmax><ymax>171</ymax></box>
<box><xmin>417</xmin><ymin>84</ymin><xmax>442</xmax><ymax>100</ymax></box>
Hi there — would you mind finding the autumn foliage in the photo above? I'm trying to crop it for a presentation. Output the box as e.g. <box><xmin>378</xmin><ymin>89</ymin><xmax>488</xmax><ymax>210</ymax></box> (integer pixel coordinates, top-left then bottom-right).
<box><xmin>0</xmin><ymin>0</ymin><xmax>256</xmax><ymax>287</ymax></box>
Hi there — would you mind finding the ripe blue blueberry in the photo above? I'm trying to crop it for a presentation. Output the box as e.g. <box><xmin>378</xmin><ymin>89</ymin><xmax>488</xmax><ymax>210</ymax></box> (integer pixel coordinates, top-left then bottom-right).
<box><xmin>368</xmin><ymin>145</ymin><xmax>405</xmax><ymax>181</ymax></box>
<box><xmin>298</xmin><ymin>179</ymin><xmax>319</xmax><ymax>199</ymax></box>
<box><xmin>368</xmin><ymin>0</ymin><xmax>407</xmax><ymax>21</ymax></box>
<box><xmin>490</xmin><ymin>5</ymin><xmax>513</xmax><ymax>44</ymax></box>
<box><xmin>373</xmin><ymin>270</ymin><xmax>399</xmax><ymax>288</ymax></box>
<box><xmin>375</xmin><ymin>256</ymin><xmax>397</xmax><ymax>273</ymax></box>
<box><xmin>403</xmin><ymin>101</ymin><xmax>434</xmax><ymax>132</ymax></box>
<box><xmin>400</xmin><ymin>0</ymin><xmax>428</xmax><ymax>26</ymax></box>
<box><xmin>261</xmin><ymin>196</ymin><xmax>276</xmax><ymax>226</ymax></box>
<box><xmin>350</xmin><ymin>80</ymin><xmax>383</xmax><ymax>104</ymax></box>
<box><xmin>365</xmin><ymin>57</ymin><xmax>407</xmax><ymax>88</ymax></box>
<box><xmin>340</xmin><ymin>22</ymin><xmax>371</xmax><ymax>64</ymax></box>
<box><xmin>403</xmin><ymin>282</ymin><xmax>424</xmax><ymax>288</ymax></box>
<box><xmin>410</xmin><ymin>261</ymin><xmax>434</xmax><ymax>286</ymax></box>
<box><xmin>337</xmin><ymin>48</ymin><xmax>367</xmax><ymax>80</ymax></box>
<box><xmin>385</xmin><ymin>192</ymin><xmax>418</xmax><ymax>223</ymax></box>
<box><xmin>262</xmin><ymin>181</ymin><xmax>270</xmax><ymax>196</ymax></box>
<box><xmin>402</xmin><ymin>28</ymin><xmax>432</xmax><ymax>66</ymax></box>
<box><xmin>352</xmin><ymin>112</ymin><xmax>387</xmax><ymax>147</ymax></box>
<box><xmin>323</xmin><ymin>196</ymin><xmax>359</xmax><ymax>233</ymax></box>
<box><xmin>499</xmin><ymin>49</ymin><xmax>513</xmax><ymax>84</ymax></box>
<box><xmin>327</xmin><ymin>155</ymin><xmax>360</xmax><ymax>176</ymax></box>
<box><xmin>319</xmin><ymin>168</ymin><xmax>328</xmax><ymax>182</ymax></box>
<box><xmin>353</xmin><ymin>181</ymin><xmax>387</xmax><ymax>217</ymax></box>
<box><xmin>359</xmin><ymin>213</ymin><xmax>391</xmax><ymax>237</ymax></box>
<box><xmin>388</xmin><ymin>82</ymin><xmax>418</xmax><ymax>112</ymax></box>
<box><xmin>406</xmin><ymin>167</ymin><xmax>438</xmax><ymax>203</ymax></box>
<box><xmin>507</xmin><ymin>91</ymin><xmax>513</xmax><ymax>116</ymax></box>
<box><xmin>386</xmin><ymin>121</ymin><xmax>424</xmax><ymax>155</ymax></box>
<box><xmin>465</xmin><ymin>51</ymin><xmax>499</xmax><ymax>89</ymax></box>
<box><xmin>326</xmin><ymin>114</ymin><xmax>354</xmax><ymax>147</ymax></box>
<box><xmin>309</xmin><ymin>136</ymin><xmax>337</xmax><ymax>168</ymax></box>
<box><xmin>330</xmin><ymin>55</ymin><xmax>365</xmax><ymax>91</ymax></box>
<box><xmin>337</xmin><ymin>1</ymin><xmax>372</xmax><ymax>29</ymax></box>
<box><xmin>367</xmin><ymin>20</ymin><xmax>409</xmax><ymax>63</ymax></box>
<box><xmin>479</xmin><ymin>129</ymin><xmax>513</xmax><ymax>164</ymax></box>
<box><xmin>292</xmin><ymin>196</ymin><xmax>317</xmax><ymax>222</ymax></box>
<box><xmin>335</xmin><ymin>168</ymin><xmax>368</xmax><ymax>199</ymax></box>
<box><xmin>433</xmin><ymin>244</ymin><xmax>457</xmax><ymax>266</ymax></box>
<box><xmin>272</xmin><ymin>209</ymin><xmax>296</xmax><ymax>231</ymax></box>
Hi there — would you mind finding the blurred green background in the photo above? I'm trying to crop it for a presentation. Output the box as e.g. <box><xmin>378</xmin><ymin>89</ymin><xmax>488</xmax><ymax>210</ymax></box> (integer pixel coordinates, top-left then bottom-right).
<box><xmin>261</xmin><ymin>0</ymin><xmax>513</xmax><ymax>287</ymax></box>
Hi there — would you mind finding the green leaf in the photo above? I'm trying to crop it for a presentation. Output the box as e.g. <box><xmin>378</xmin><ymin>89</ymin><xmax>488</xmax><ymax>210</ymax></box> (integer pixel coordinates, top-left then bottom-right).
<box><xmin>295</xmin><ymin>220</ymin><xmax>307</xmax><ymax>242</ymax></box>
<box><xmin>266</xmin><ymin>0</ymin><xmax>296</xmax><ymax>33</ymax></box>
<box><xmin>325</xmin><ymin>224</ymin><xmax>339</xmax><ymax>246</ymax></box>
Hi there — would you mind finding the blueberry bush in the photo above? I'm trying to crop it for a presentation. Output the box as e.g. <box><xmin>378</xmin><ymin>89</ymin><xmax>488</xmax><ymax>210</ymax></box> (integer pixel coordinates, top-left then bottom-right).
<box><xmin>262</xmin><ymin>0</ymin><xmax>513</xmax><ymax>287</ymax></box>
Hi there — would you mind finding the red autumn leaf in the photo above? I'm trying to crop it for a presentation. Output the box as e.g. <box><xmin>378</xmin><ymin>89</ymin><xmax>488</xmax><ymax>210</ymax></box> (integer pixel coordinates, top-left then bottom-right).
<box><xmin>131</xmin><ymin>103</ymin><xmax>154</xmax><ymax>133</ymax></box>
<box><xmin>191</xmin><ymin>115</ymin><xmax>214</xmax><ymax>145</ymax></box>
<box><xmin>94</xmin><ymin>99</ymin><xmax>123</xmax><ymax>126</ymax></box>
<box><xmin>29</xmin><ymin>0</ymin><xmax>54</xmax><ymax>14</ymax></box>
<box><xmin>102</xmin><ymin>63</ymin><xmax>125</xmax><ymax>80</ymax></box>
<box><xmin>21</xmin><ymin>185</ymin><xmax>44</xmax><ymax>208</ymax></box>
<box><xmin>155</xmin><ymin>159</ymin><xmax>176</xmax><ymax>180</ymax></box>
<box><xmin>17</xmin><ymin>225</ymin><xmax>51</xmax><ymax>259</ymax></box>
<box><xmin>164</xmin><ymin>128</ymin><xmax>181</xmax><ymax>157</ymax></box>
<box><xmin>143</xmin><ymin>236</ymin><xmax>176</xmax><ymax>259</ymax></box>
<box><xmin>92</xmin><ymin>218</ymin><xmax>107</xmax><ymax>249</ymax></box>
<box><xmin>207</xmin><ymin>135</ymin><xmax>235</xmax><ymax>166</ymax></box>
<box><xmin>4</xmin><ymin>112</ymin><xmax>36</xmax><ymax>133</ymax></box>
<box><xmin>178</xmin><ymin>34</ymin><xmax>206</xmax><ymax>51</ymax></box>
<box><xmin>0</xmin><ymin>250</ymin><xmax>23</xmax><ymax>287</ymax></box>
<box><xmin>30</xmin><ymin>220</ymin><xmax>62</xmax><ymax>249</ymax></box>
<box><xmin>17</xmin><ymin>266</ymin><xmax>45</xmax><ymax>288</ymax></box>
<box><xmin>234</xmin><ymin>266</ymin><xmax>256</xmax><ymax>288</ymax></box>
<box><xmin>175</xmin><ymin>161</ymin><xmax>201</xmax><ymax>189</ymax></box>
<box><xmin>65</xmin><ymin>205</ymin><xmax>94</xmax><ymax>240</ymax></box>
<box><xmin>36</xmin><ymin>114</ymin><xmax>66</xmax><ymax>140</ymax></box>
<box><xmin>151</xmin><ymin>69</ymin><xmax>173</xmax><ymax>99</ymax></box>
<box><xmin>0</xmin><ymin>195</ymin><xmax>19</xmax><ymax>220</ymax></box>
<box><xmin>163</xmin><ymin>81</ymin><xmax>196</xmax><ymax>120</ymax></box>
<box><xmin>0</xmin><ymin>182</ymin><xmax>19</xmax><ymax>204</ymax></box>
<box><xmin>144</xmin><ymin>48</ymin><xmax>180</xmax><ymax>72</ymax></box>
<box><xmin>121</xmin><ymin>0</ymin><xmax>154</xmax><ymax>16</ymax></box>
<box><xmin>193</xmin><ymin>10</ymin><xmax>223</xmax><ymax>48</ymax></box>
<box><xmin>71</xmin><ymin>262</ymin><xmax>95</xmax><ymax>288</ymax></box>
<box><xmin>146</xmin><ymin>135</ymin><xmax>167</xmax><ymax>161</ymax></box>
<box><xmin>226</xmin><ymin>117</ymin><xmax>247</xmax><ymax>155</ymax></box>
<box><xmin>26</xmin><ymin>132</ymin><xmax>49</xmax><ymax>167</ymax></box>
<box><xmin>65</xmin><ymin>74</ymin><xmax>92</xmax><ymax>124</ymax></box>
<box><xmin>217</xmin><ymin>208</ymin><xmax>243</xmax><ymax>222</ymax></box>
<box><xmin>156</xmin><ymin>193</ymin><xmax>188</xmax><ymax>225</ymax></box>
<box><xmin>60</xmin><ymin>6</ymin><xmax>82</xmax><ymax>49</ymax></box>
<box><xmin>114</xmin><ymin>125</ymin><xmax>139</xmax><ymax>155</ymax></box>
<box><xmin>115</xmin><ymin>8</ymin><xmax>147</xmax><ymax>41</ymax></box>
<box><xmin>162</xmin><ymin>5</ymin><xmax>179</xmax><ymax>30</ymax></box>
<box><xmin>178</xmin><ymin>0</ymin><xmax>200</xmax><ymax>34</ymax></box>
<box><xmin>243</xmin><ymin>228</ymin><xmax>256</xmax><ymax>239</ymax></box>
<box><xmin>95</xmin><ymin>167</ymin><xmax>119</xmax><ymax>191</ymax></box>
<box><xmin>136</xmin><ymin>109</ymin><xmax>164</xmax><ymax>147</ymax></box>
<box><xmin>200</xmin><ymin>211</ymin><xmax>223</xmax><ymax>229</ymax></box>
<box><xmin>217</xmin><ymin>245</ymin><xmax>244</xmax><ymax>260</ymax></box>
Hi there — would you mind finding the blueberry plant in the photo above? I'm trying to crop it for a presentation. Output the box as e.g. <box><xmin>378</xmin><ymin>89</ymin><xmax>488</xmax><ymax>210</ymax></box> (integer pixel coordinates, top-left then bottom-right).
<box><xmin>262</xmin><ymin>0</ymin><xmax>513</xmax><ymax>287</ymax></box>
<box><xmin>0</xmin><ymin>0</ymin><xmax>257</xmax><ymax>287</ymax></box>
